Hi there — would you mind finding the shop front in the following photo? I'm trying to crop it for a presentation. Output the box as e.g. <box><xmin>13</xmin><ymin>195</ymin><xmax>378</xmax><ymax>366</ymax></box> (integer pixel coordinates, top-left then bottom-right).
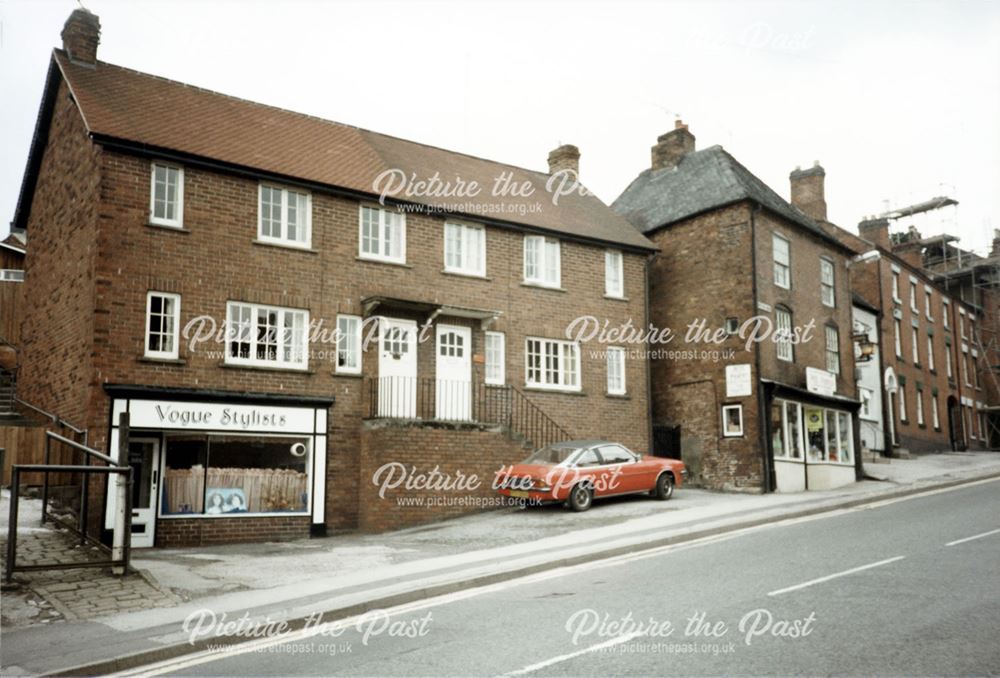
<box><xmin>764</xmin><ymin>381</ymin><xmax>861</xmax><ymax>492</ymax></box>
<box><xmin>103</xmin><ymin>386</ymin><xmax>333</xmax><ymax>547</ymax></box>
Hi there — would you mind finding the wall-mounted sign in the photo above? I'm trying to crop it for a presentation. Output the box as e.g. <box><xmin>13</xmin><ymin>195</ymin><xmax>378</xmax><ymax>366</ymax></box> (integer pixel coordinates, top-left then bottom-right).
<box><xmin>806</xmin><ymin>367</ymin><xmax>836</xmax><ymax>397</ymax></box>
<box><xmin>725</xmin><ymin>364</ymin><xmax>753</xmax><ymax>398</ymax></box>
<box><xmin>126</xmin><ymin>400</ymin><xmax>316</xmax><ymax>434</ymax></box>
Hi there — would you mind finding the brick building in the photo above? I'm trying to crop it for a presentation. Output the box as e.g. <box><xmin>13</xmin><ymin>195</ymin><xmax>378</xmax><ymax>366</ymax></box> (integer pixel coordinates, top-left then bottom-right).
<box><xmin>614</xmin><ymin>123</ymin><xmax>860</xmax><ymax>493</ymax></box>
<box><xmin>10</xmin><ymin>9</ymin><xmax>656</xmax><ymax>546</ymax></box>
<box><xmin>793</xmin><ymin>167</ymin><xmax>984</xmax><ymax>456</ymax></box>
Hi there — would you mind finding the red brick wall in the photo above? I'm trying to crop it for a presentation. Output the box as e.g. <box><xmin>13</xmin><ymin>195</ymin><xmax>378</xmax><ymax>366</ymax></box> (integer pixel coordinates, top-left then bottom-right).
<box><xmin>18</xmin><ymin>79</ymin><xmax>101</xmax><ymax>426</ymax></box>
<box><xmin>357</xmin><ymin>420</ymin><xmax>531</xmax><ymax>532</ymax></box>
<box><xmin>156</xmin><ymin>515</ymin><xmax>311</xmax><ymax>547</ymax></box>
<box><xmin>754</xmin><ymin>210</ymin><xmax>857</xmax><ymax>399</ymax></box>
<box><xmin>645</xmin><ymin>203</ymin><xmax>763</xmax><ymax>491</ymax></box>
<box><xmin>854</xmin><ymin>252</ymin><xmax>964</xmax><ymax>453</ymax></box>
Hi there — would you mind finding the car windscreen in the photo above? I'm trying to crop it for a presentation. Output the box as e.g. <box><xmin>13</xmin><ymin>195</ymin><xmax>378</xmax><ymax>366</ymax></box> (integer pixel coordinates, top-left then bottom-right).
<box><xmin>523</xmin><ymin>445</ymin><xmax>581</xmax><ymax>465</ymax></box>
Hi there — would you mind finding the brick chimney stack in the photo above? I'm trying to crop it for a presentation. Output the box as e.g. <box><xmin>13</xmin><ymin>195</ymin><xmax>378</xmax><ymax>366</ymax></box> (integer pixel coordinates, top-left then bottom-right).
<box><xmin>789</xmin><ymin>161</ymin><xmax>827</xmax><ymax>222</ymax></box>
<box><xmin>61</xmin><ymin>8</ymin><xmax>101</xmax><ymax>66</ymax></box>
<box><xmin>651</xmin><ymin>120</ymin><xmax>696</xmax><ymax>171</ymax></box>
<box><xmin>991</xmin><ymin>229</ymin><xmax>1000</xmax><ymax>257</ymax></box>
<box><xmin>858</xmin><ymin>216</ymin><xmax>891</xmax><ymax>250</ymax></box>
<box><xmin>547</xmin><ymin>144</ymin><xmax>580</xmax><ymax>177</ymax></box>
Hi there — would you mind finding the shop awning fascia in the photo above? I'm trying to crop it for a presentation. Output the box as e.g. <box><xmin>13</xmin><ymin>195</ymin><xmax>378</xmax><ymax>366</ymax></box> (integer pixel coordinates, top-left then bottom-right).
<box><xmin>761</xmin><ymin>379</ymin><xmax>862</xmax><ymax>411</ymax></box>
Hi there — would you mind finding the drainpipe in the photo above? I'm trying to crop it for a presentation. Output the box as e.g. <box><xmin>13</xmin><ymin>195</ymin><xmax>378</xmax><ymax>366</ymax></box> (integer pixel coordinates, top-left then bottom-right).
<box><xmin>645</xmin><ymin>252</ymin><xmax>656</xmax><ymax>455</ymax></box>
<box><xmin>749</xmin><ymin>203</ymin><xmax>774</xmax><ymax>492</ymax></box>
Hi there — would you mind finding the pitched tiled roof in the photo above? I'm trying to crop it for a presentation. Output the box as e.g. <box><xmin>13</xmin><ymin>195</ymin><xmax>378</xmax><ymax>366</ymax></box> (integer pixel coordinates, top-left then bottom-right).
<box><xmin>613</xmin><ymin>145</ymin><xmax>844</xmax><ymax>248</ymax></box>
<box><xmin>46</xmin><ymin>50</ymin><xmax>654</xmax><ymax>251</ymax></box>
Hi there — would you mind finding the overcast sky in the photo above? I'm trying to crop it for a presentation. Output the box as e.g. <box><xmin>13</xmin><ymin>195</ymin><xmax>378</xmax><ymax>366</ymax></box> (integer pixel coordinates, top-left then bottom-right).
<box><xmin>2</xmin><ymin>0</ymin><xmax>998</xmax><ymax>251</ymax></box>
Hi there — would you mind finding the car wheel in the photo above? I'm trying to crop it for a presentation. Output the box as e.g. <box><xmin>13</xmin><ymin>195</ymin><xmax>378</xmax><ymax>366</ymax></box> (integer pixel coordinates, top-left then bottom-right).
<box><xmin>653</xmin><ymin>473</ymin><xmax>674</xmax><ymax>500</ymax></box>
<box><xmin>567</xmin><ymin>484</ymin><xmax>593</xmax><ymax>512</ymax></box>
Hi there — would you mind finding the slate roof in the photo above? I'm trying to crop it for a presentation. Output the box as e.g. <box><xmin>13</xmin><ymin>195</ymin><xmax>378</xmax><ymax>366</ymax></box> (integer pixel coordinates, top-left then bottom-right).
<box><xmin>15</xmin><ymin>50</ymin><xmax>655</xmax><ymax>251</ymax></box>
<box><xmin>612</xmin><ymin>145</ymin><xmax>842</xmax><ymax>247</ymax></box>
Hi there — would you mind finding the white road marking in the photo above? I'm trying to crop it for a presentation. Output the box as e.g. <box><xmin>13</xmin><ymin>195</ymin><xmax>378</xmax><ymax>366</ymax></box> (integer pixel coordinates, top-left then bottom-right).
<box><xmin>767</xmin><ymin>556</ymin><xmax>906</xmax><ymax>596</ymax></box>
<box><xmin>946</xmin><ymin>527</ymin><xmax>1000</xmax><ymax>546</ymax></box>
<box><xmin>499</xmin><ymin>632</ymin><xmax>645</xmax><ymax>677</ymax></box>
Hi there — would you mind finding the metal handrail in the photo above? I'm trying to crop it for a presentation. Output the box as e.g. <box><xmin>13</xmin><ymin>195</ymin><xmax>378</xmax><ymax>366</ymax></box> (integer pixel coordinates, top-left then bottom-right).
<box><xmin>13</xmin><ymin>397</ymin><xmax>87</xmax><ymax>438</ymax></box>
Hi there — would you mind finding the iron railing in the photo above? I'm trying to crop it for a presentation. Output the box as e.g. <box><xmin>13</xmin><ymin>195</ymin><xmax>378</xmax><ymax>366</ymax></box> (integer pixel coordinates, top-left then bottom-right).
<box><xmin>364</xmin><ymin>376</ymin><xmax>571</xmax><ymax>449</ymax></box>
<box><xmin>4</xmin><ymin>413</ymin><xmax>133</xmax><ymax>583</ymax></box>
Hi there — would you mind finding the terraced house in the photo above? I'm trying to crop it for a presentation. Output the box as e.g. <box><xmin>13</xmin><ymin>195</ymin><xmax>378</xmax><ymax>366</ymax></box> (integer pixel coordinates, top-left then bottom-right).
<box><xmin>8</xmin><ymin>9</ymin><xmax>655</xmax><ymax>546</ymax></box>
<box><xmin>614</xmin><ymin>122</ymin><xmax>861</xmax><ymax>493</ymax></box>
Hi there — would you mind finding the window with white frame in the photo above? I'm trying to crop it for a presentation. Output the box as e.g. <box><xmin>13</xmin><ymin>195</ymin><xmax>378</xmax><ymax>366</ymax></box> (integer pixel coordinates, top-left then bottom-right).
<box><xmin>359</xmin><ymin>205</ymin><xmax>406</xmax><ymax>263</ymax></box>
<box><xmin>932</xmin><ymin>395</ymin><xmax>940</xmax><ymax>430</ymax></box>
<box><xmin>0</xmin><ymin>269</ymin><xmax>24</xmax><ymax>282</ymax></box>
<box><xmin>894</xmin><ymin>318</ymin><xmax>903</xmax><ymax>357</ymax></box>
<box><xmin>820</xmin><ymin>258</ymin><xmax>835</xmax><ymax>307</ymax></box>
<box><xmin>523</xmin><ymin>236</ymin><xmax>561</xmax><ymax>287</ymax></box>
<box><xmin>525</xmin><ymin>337</ymin><xmax>579</xmax><ymax>390</ymax></box>
<box><xmin>336</xmin><ymin>315</ymin><xmax>362</xmax><ymax>374</ymax></box>
<box><xmin>942</xmin><ymin>299</ymin><xmax>951</xmax><ymax>328</ymax></box>
<box><xmin>891</xmin><ymin>269</ymin><xmax>900</xmax><ymax>303</ymax></box>
<box><xmin>909</xmin><ymin>279</ymin><xmax>918</xmax><ymax>312</ymax></box>
<box><xmin>916</xmin><ymin>388</ymin><xmax>925</xmax><ymax>426</ymax></box>
<box><xmin>605</xmin><ymin>250</ymin><xmax>624</xmax><ymax>298</ymax></box>
<box><xmin>899</xmin><ymin>383</ymin><xmax>908</xmax><ymax>422</ymax></box>
<box><xmin>927</xmin><ymin>334</ymin><xmax>935</xmax><ymax>371</ymax></box>
<box><xmin>959</xmin><ymin>309</ymin><xmax>966</xmax><ymax>339</ymax></box>
<box><xmin>946</xmin><ymin>342</ymin><xmax>954</xmax><ymax>379</ymax></box>
<box><xmin>925</xmin><ymin>288</ymin><xmax>933</xmax><ymax>320</ymax></box>
<box><xmin>860</xmin><ymin>388</ymin><xmax>874</xmax><ymax>419</ymax></box>
<box><xmin>150</xmin><ymin>163</ymin><xmax>183</xmax><ymax>228</ymax></box>
<box><xmin>226</xmin><ymin>302</ymin><xmax>308</xmax><ymax>369</ymax></box>
<box><xmin>722</xmin><ymin>404</ymin><xmax>743</xmax><ymax>437</ymax></box>
<box><xmin>259</xmin><ymin>185</ymin><xmax>310</xmax><ymax>247</ymax></box>
<box><xmin>775</xmin><ymin>307</ymin><xmax>793</xmax><ymax>362</ymax></box>
<box><xmin>962</xmin><ymin>346</ymin><xmax>970</xmax><ymax>385</ymax></box>
<box><xmin>444</xmin><ymin>222</ymin><xmax>486</xmax><ymax>276</ymax></box>
<box><xmin>485</xmin><ymin>332</ymin><xmax>505</xmax><ymax>385</ymax></box>
<box><xmin>825</xmin><ymin>325</ymin><xmax>840</xmax><ymax>374</ymax></box>
<box><xmin>772</xmin><ymin>234</ymin><xmax>790</xmax><ymax>289</ymax></box>
<box><xmin>145</xmin><ymin>292</ymin><xmax>180</xmax><ymax>359</ymax></box>
<box><xmin>911</xmin><ymin>322</ymin><xmax>920</xmax><ymax>364</ymax></box>
<box><xmin>973</xmin><ymin>349</ymin><xmax>981</xmax><ymax>389</ymax></box>
<box><xmin>606</xmin><ymin>347</ymin><xmax>626</xmax><ymax>395</ymax></box>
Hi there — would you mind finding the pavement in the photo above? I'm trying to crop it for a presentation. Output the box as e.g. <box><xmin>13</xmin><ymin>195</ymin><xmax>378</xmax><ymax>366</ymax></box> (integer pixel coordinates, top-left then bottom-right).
<box><xmin>0</xmin><ymin>450</ymin><xmax>998</xmax><ymax>676</ymax></box>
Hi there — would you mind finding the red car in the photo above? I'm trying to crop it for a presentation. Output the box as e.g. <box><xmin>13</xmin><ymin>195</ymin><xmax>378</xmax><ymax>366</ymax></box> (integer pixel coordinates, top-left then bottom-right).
<box><xmin>496</xmin><ymin>440</ymin><xmax>687</xmax><ymax>511</ymax></box>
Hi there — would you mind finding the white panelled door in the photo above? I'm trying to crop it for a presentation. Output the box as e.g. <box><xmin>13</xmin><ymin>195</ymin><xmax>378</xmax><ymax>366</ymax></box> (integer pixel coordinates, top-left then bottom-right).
<box><xmin>436</xmin><ymin>325</ymin><xmax>472</xmax><ymax>421</ymax></box>
<box><xmin>127</xmin><ymin>438</ymin><xmax>160</xmax><ymax>548</ymax></box>
<box><xmin>378</xmin><ymin>318</ymin><xmax>418</xmax><ymax>417</ymax></box>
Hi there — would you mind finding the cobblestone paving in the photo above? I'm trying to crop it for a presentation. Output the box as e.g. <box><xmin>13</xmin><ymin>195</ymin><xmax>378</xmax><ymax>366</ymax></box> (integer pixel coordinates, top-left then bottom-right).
<box><xmin>1</xmin><ymin>499</ymin><xmax>180</xmax><ymax>627</ymax></box>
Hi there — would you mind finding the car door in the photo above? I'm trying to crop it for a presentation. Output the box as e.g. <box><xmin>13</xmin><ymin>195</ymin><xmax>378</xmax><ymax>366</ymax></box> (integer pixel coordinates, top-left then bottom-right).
<box><xmin>598</xmin><ymin>444</ymin><xmax>646</xmax><ymax>494</ymax></box>
<box><xmin>571</xmin><ymin>448</ymin><xmax>607</xmax><ymax>497</ymax></box>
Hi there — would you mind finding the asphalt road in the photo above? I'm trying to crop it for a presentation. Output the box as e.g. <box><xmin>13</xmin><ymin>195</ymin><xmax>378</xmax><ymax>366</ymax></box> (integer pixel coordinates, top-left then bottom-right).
<box><xmin>155</xmin><ymin>479</ymin><xmax>1000</xmax><ymax>677</ymax></box>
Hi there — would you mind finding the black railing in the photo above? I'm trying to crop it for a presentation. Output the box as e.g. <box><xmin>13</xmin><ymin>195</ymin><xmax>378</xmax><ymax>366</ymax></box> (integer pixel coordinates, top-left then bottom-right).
<box><xmin>5</xmin><ymin>413</ymin><xmax>134</xmax><ymax>583</ymax></box>
<box><xmin>364</xmin><ymin>376</ymin><xmax>571</xmax><ymax>449</ymax></box>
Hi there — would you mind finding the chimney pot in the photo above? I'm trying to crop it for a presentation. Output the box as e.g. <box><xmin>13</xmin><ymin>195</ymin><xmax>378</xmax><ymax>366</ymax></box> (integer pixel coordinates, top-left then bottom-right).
<box><xmin>651</xmin><ymin>122</ymin><xmax>696</xmax><ymax>171</ymax></box>
<box><xmin>789</xmin><ymin>162</ymin><xmax>827</xmax><ymax>222</ymax></box>
<box><xmin>61</xmin><ymin>8</ymin><xmax>101</xmax><ymax>66</ymax></box>
<box><xmin>547</xmin><ymin>144</ymin><xmax>580</xmax><ymax>177</ymax></box>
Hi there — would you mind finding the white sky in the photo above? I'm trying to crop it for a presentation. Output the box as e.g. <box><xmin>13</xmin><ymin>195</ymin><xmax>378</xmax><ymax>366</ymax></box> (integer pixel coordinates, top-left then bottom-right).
<box><xmin>1</xmin><ymin>0</ymin><xmax>998</xmax><ymax>251</ymax></box>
